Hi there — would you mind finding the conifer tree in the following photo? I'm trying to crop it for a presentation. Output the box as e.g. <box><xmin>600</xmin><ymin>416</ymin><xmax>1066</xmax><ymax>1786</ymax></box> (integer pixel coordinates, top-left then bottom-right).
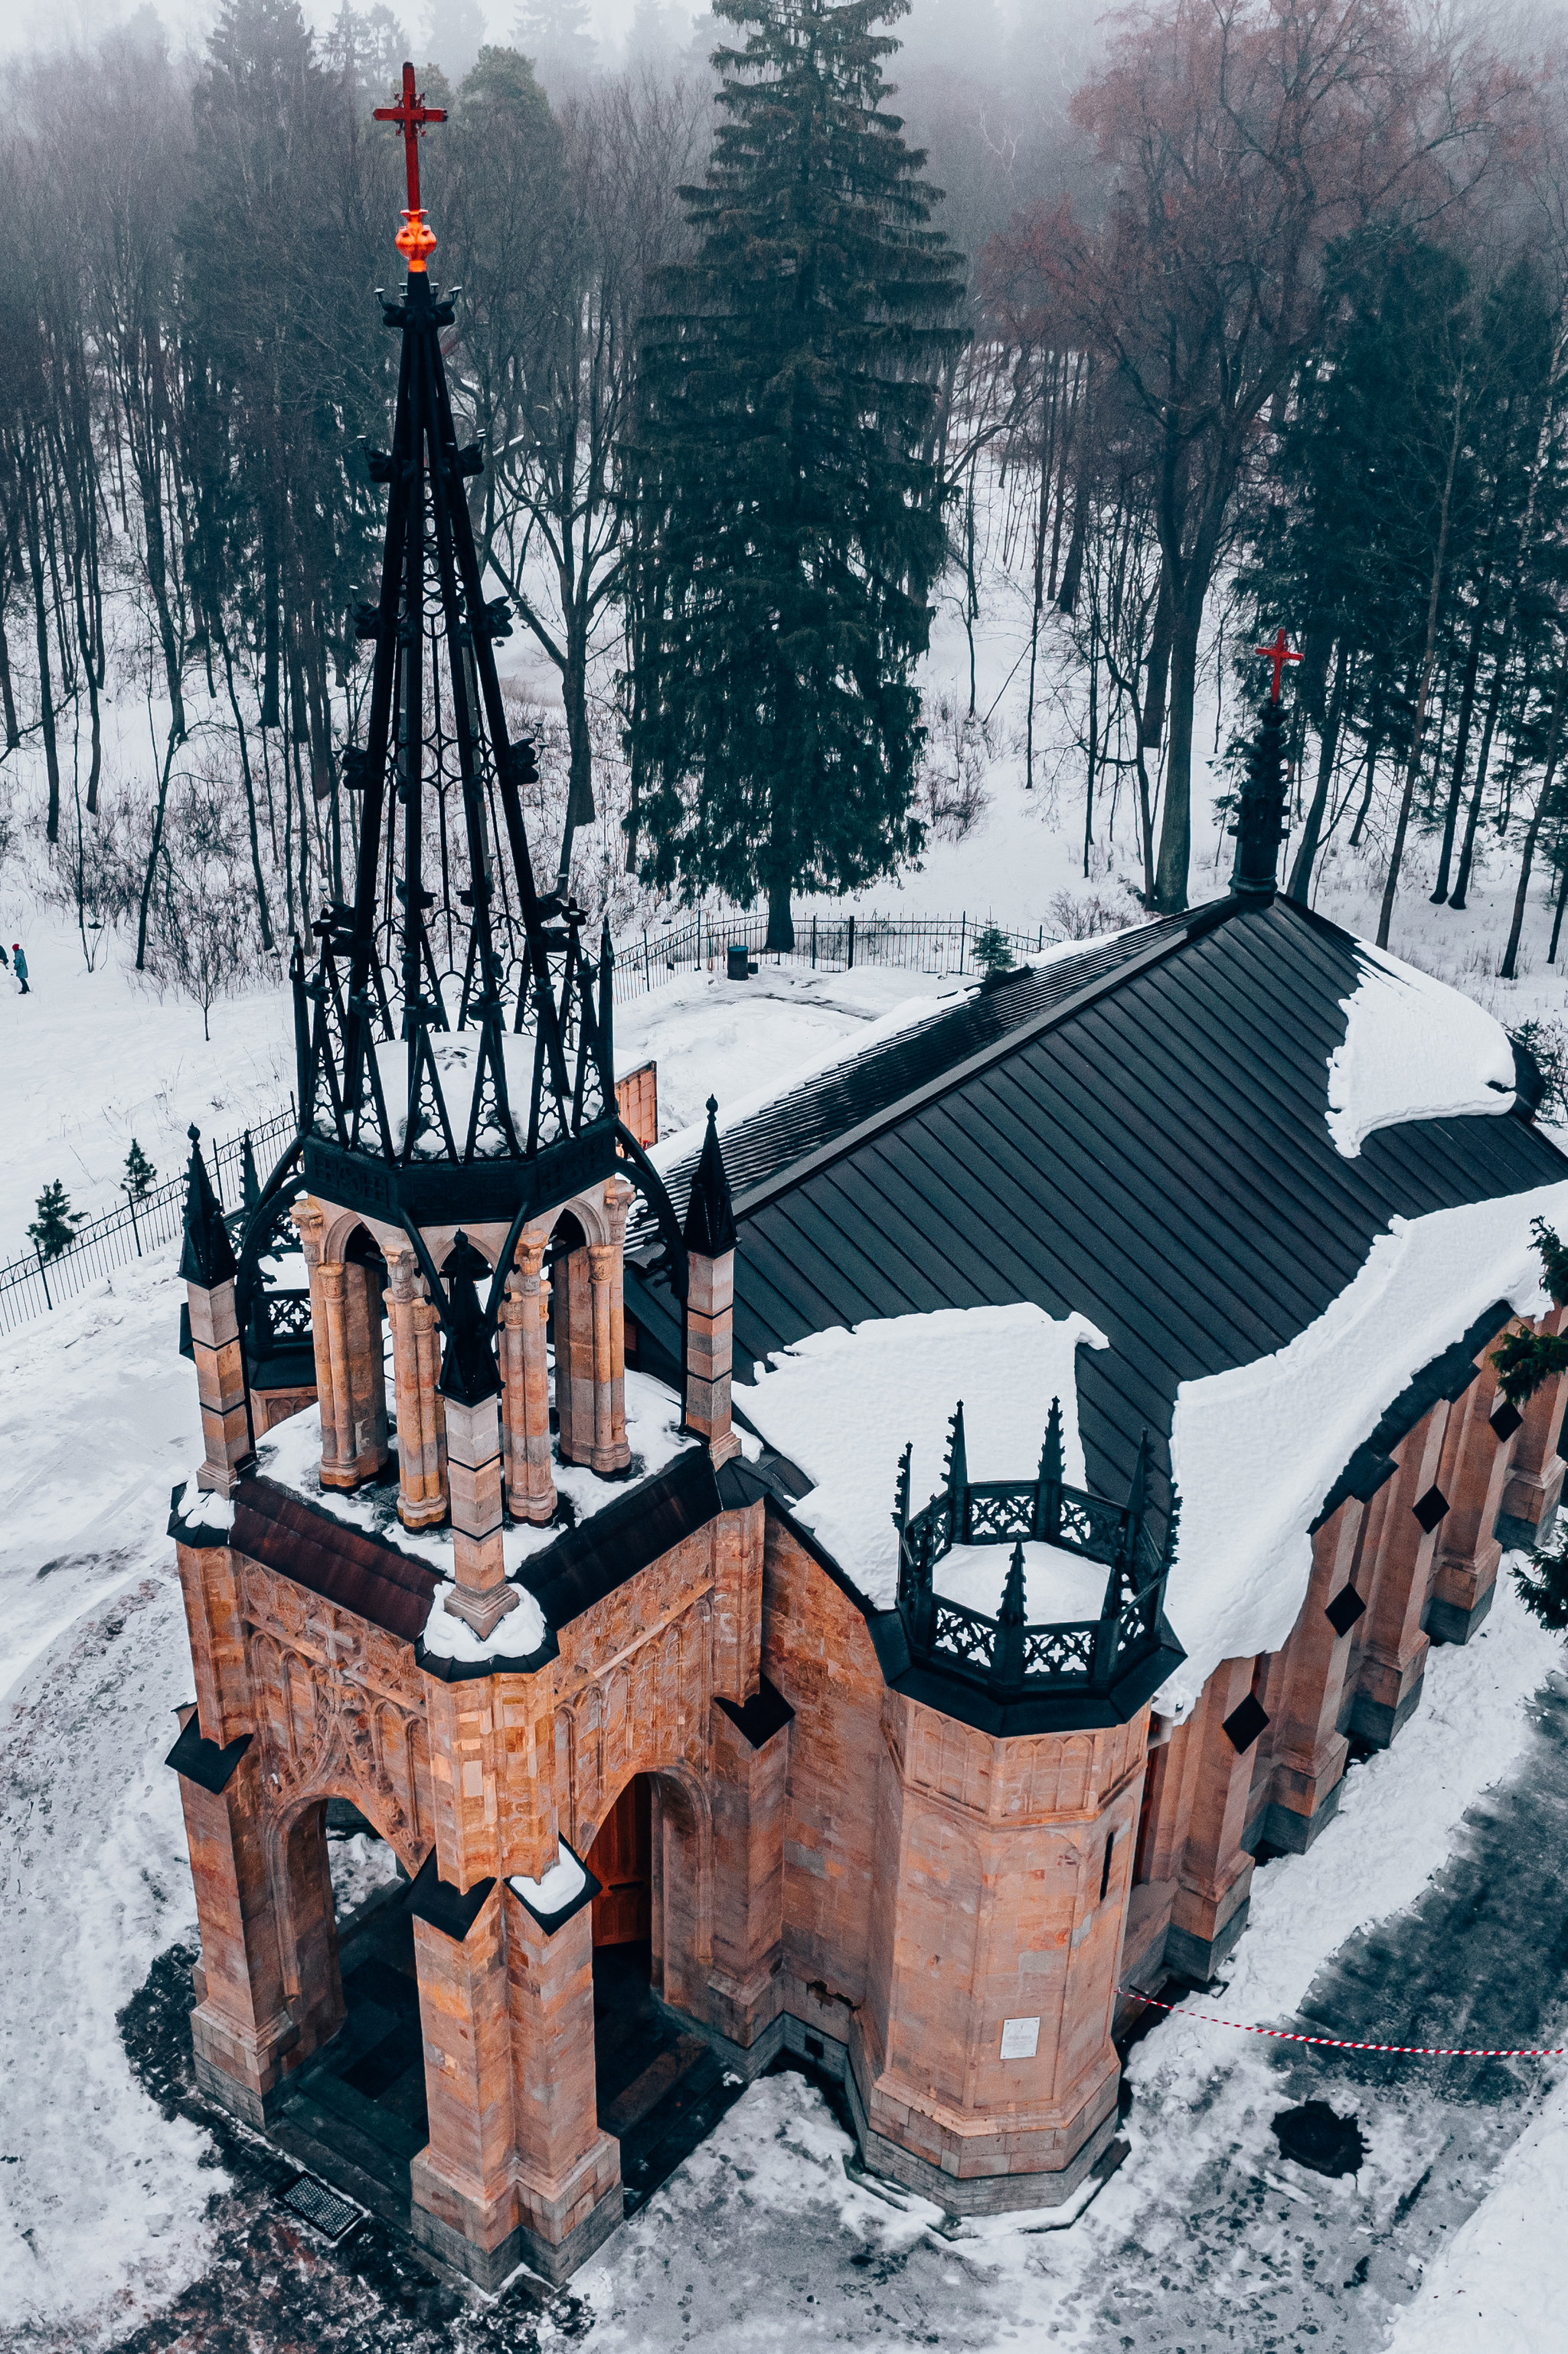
<box><xmin>628</xmin><ymin>0</ymin><xmax>965</xmax><ymax>950</ymax></box>
<box><xmin>30</xmin><ymin>1182</ymin><xmax>84</xmax><ymax>1262</ymax></box>
<box><xmin>122</xmin><ymin>1139</ymin><xmax>158</xmax><ymax>1200</ymax></box>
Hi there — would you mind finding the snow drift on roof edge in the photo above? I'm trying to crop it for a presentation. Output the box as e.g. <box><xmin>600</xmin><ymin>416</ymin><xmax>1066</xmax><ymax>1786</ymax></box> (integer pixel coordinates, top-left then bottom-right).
<box><xmin>1157</xmin><ymin>1180</ymin><xmax>1568</xmax><ymax>1720</ymax></box>
<box><xmin>739</xmin><ymin>1303</ymin><xmax>1109</xmax><ymax>1609</ymax></box>
<box><xmin>1325</xmin><ymin>940</ymin><xmax>1515</xmax><ymax>1158</ymax></box>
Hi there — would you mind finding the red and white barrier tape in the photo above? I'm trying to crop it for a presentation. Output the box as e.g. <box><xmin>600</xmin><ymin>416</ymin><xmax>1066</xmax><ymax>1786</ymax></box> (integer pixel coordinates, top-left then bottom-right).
<box><xmin>1122</xmin><ymin>1987</ymin><xmax>1568</xmax><ymax>2061</ymax></box>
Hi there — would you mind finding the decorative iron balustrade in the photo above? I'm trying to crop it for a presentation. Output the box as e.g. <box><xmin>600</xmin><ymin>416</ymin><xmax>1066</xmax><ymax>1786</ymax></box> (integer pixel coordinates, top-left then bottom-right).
<box><xmin>892</xmin><ymin>1395</ymin><xmax>1178</xmax><ymax>1703</ymax></box>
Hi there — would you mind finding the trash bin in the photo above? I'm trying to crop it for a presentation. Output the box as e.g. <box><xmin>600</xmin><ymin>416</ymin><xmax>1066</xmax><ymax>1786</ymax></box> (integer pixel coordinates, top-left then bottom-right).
<box><xmin>727</xmin><ymin>943</ymin><xmax>753</xmax><ymax>981</ymax></box>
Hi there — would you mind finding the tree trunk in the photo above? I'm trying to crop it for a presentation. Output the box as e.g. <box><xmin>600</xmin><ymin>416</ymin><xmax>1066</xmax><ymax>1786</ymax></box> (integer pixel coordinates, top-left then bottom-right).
<box><xmin>21</xmin><ymin>451</ymin><xmax>61</xmax><ymax>843</ymax></box>
<box><xmin>1450</xmin><ymin>633</ymin><xmax>1514</xmax><ymax>911</ymax></box>
<box><xmin>1501</xmin><ymin>662</ymin><xmax>1567</xmax><ymax>981</ymax></box>
<box><xmin>1431</xmin><ymin>587</ymin><xmax>1490</xmax><ymax>901</ymax></box>
<box><xmin>1287</xmin><ymin>636</ymin><xmax>1351</xmax><ymax>904</ymax></box>
<box><xmin>1377</xmin><ymin>379</ymin><xmax>1464</xmax><ymax>950</ymax></box>
<box><xmin>1154</xmin><ymin>599</ymin><xmax>1200</xmax><ymax>911</ymax></box>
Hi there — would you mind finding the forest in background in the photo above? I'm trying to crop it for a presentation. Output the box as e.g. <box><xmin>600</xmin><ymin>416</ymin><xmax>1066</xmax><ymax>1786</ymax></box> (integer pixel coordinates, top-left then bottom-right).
<box><xmin>5</xmin><ymin>0</ymin><xmax>1568</xmax><ymax>1014</ymax></box>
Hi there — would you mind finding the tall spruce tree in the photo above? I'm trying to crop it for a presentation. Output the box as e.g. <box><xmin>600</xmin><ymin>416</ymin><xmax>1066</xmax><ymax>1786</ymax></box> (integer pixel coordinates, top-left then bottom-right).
<box><xmin>627</xmin><ymin>0</ymin><xmax>965</xmax><ymax>950</ymax></box>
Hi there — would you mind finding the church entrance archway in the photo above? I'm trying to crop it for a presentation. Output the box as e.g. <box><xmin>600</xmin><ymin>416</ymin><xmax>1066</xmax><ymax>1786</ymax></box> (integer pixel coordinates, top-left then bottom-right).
<box><xmin>267</xmin><ymin>1793</ymin><xmax>425</xmax><ymax>2218</ymax></box>
<box><xmin>585</xmin><ymin>1772</ymin><xmax>740</xmax><ymax>2216</ymax></box>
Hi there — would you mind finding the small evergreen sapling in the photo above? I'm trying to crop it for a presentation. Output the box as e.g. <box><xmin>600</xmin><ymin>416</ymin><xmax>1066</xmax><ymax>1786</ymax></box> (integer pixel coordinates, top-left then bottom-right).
<box><xmin>1489</xmin><ymin>1219</ymin><xmax>1568</xmax><ymax>1407</ymax></box>
<box><xmin>1512</xmin><ymin>1528</ymin><xmax>1568</xmax><ymax>1633</ymax></box>
<box><xmin>29</xmin><ymin>1180</ymin><xmax>84</xmax><ymax>1261</ymax></box>
<box><xmin>972</xmin><ymin>923</ymin><xmax>1015</xmax><ymax>981</ymax></box>
<box><xmin>122</xmin><ymin>1139</ymin><xmax>157</xmax><ymax>1201</ymax></box>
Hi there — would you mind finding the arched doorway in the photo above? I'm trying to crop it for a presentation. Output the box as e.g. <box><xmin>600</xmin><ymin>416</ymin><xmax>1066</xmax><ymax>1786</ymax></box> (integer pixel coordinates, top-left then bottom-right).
<box><xmin>270</xmin><ymin>1796</ymin><xmax>425</xmax><ymax>2225</ymax></box>
<box><xmin>586</xmin><ymin>1774</ymin><xmax>738</xmax><ymax>2216</ymax></box>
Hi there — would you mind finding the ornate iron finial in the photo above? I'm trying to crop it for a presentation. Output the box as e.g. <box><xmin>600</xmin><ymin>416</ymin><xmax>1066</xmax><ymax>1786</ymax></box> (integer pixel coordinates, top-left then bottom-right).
<box><xmin>240</xmin><ymin>1130</ymin><xmax>260</xmax><ymax>1214</ymax></box>
<box><xmin>374</xmin><ymin>62</ymin><xmax>446</xmax><ymax>273</ymax></box>
<box><xmin>893</xmin><ymin>1439</ymin><xmax>913</xmax><ymax>1535</ymax></box>
<box><xmin>998</xmin><ymin>1539</ymin><xmax>1027</xmax><ymax>1625</ymax></box>
<box><xmin>178</xmin><ymin>1127</ymin><xmax>236</xmax><ymax>1290</ymax></box>
<box><xmin>989</xmin><ymin>1539</ymin><xmax>1029</xmax><ymax>1692</ymax></box>
<box><xmin>436</xmin><ymin>1231</ymin><xmax>502</xmax><ymax>1405</ymax></box>
<box><xmin>1039</xmin><ymin>1395</ymin><xmax>1063</xmax><ymax>1488</ymax></box>
<box><xmin>942</xmin><ymin>1400</ymin><xmax>969</xmax><ymax>1497</ymax></box>
<box><xmin>683</xmin><ymin>1097</ymin><xmax>737</xmax><ymax>1257</ymax></box>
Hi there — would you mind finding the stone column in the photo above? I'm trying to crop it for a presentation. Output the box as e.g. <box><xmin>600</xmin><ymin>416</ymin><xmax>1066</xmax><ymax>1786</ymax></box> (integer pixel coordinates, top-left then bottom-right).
<box><xmin>410</xmin><ymin>1882</ymin><xmax>521</xmax><ymax>2291</ymax></box>
<box><xmin>604</xmin><ymin>1177</ymin><xmax>633</xmax><ymax>1461</ymax></box>
<box><xmin>1428</xmin><ymin>1342</ymin><xmax>1514</xmax><ymax>1644</ymax></box>
<box><xmin>1168</xmin><ymin>1654</ymin><xmax>1259</xmax><ymax>1980</ymax></box>
<box><xmin>385</xmin><ymin>1248</ymin><xmax>447</xmax><ymax>1529</ymax></box>
<box><xmin>188</xmin><ymin>1275</ymin><xmax>256</xmax><ymax>1498</ymax></box>
<box><xmin>172</xmin><ymin>1717</ymin><xmax>299</xmax><ymax>2125</ymax></box>
<box><xmin>315</xmin><ymin>1260</ymin><xmax>358</xmax><ymax>1488</ymax></box>
<box><xmin>444</xmin><ymin>1390</ymin><xmax>518</xmax><ymax>1640</ymax></box>
<box><xmin>684</xmin><ymin>1246</ymin><xmax>738</xmax><ymax>1466</ymax></box>
<box><xmin>341</xmin><ymin>1256</ymin><xmax>390</xmax><ymax>1481</ymax></box>
<box><xmin>553</xmin><ymin>1244</ymin><xmax>596</xmax><ymax>1466</ymax></box>
<box><xmin>1255</xmin><ymin>1502</ymin><xmax>1363</xmax><ymax>1851</ymax></box>
<box><xmin>707</xmin><ymin>1694</ymin><xmax>789</xmax><ymax>2051</ymax></box>
<box><xmin>587</xmin><ymin>1244</ymin><xmax>630</xmax><ymax>1474</ymax></box>
<box><xmin>499</xmin><ymin>1231</ymin><xmax>556</xmax><ymax>1525</ymax></box>
<box><xmin>506</xmin><ymin>1888</ymin><xmax>622</xmax><ymax>2280</ymax></box>
<box><xmin>1498</xmin><ymin>1305</ymin><xmax>1568</xmax><ymax>1549</ymax></box>
<box><xmin>294</xmin><ymin>1201</ymin><xmax>342</xmax><ymax>1482</ymax></box>
<box><xmin>1351</xmin><ymin>1402</ymin><xmax>1448</xmax><ymax>1748</ymax></box>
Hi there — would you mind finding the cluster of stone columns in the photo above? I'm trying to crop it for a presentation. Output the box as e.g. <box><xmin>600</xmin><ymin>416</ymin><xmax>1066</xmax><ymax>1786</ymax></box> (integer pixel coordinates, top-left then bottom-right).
<box><xmin>290</xmin><ymin>1179</ymin><xmax>639</xmax><ymax>1537</ymax></box>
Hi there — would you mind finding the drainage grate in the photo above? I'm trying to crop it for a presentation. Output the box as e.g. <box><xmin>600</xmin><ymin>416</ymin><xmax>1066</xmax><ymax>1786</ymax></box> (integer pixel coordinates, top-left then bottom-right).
<box><xmin>279</xmin><ymin>2173</ymin><xmax>363</xmax><ymax>2243</ymax></box>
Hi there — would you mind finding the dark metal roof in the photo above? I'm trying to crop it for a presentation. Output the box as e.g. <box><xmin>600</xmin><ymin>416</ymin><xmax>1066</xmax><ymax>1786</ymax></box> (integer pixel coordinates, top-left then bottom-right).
<box><xmin>628</xmin><ymin>894</ymin><xmax>1567</xmax><ymax>1532</ymax></box>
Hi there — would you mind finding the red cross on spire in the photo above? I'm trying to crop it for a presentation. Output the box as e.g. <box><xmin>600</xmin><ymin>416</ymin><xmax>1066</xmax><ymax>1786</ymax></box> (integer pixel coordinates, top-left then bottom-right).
<box><xmin>1254</xmin><ymin>626</ymin><xmax>1301</xmax><ymax>705</ymax></box>
<box><xmin>374</xmin><ymin>62</ymin><xmax>446</xmax><ymax>273</ymax></box>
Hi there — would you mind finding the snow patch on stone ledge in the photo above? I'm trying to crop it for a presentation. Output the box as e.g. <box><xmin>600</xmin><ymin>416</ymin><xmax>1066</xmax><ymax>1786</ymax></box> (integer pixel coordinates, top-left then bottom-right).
<box><xmin>509</xmin><ymin>1840</ymin><xmax>587</xmax><ymax>1919</ymax></box>
<box><xmin>740</xmin><ymin>1304</ymin><xmax>1109</xmax><ymax>1608</ymax></box>
<box><xmin>1326</xmin><ymin>940</ymin><xmax>1515</xmax><ymax>1157</ymax></box>
<box><xmin>420</xmin><ymin>1578</ymin><xmax>547</xmax><ymax>1662</ymax></box>
<box><xmin>1156</xmin><ymin>1181</ymin><xmax>1568</xmax><ymax>1719</ymax></box>
<box><xmin>173</xmin><ymin>1474</ymin><xmax>234</xmax><ymax>1531</ymax></box>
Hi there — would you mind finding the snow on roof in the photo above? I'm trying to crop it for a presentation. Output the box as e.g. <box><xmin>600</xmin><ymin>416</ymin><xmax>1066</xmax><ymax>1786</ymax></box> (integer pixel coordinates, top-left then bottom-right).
<box><xmin>1157</xmin><ymin>1179</ymin><xmax>1568</xmax><ymax>1719</ymax></box>
<box><xmin>740</xmin><ymin>1304</ymin><xmax>1109</xmax><ymax>1610</ymax></box>
<box><xmin>646</xmin><ymin>988</ymin><xmax>970</xmax><ymax>1180</ymax></box>
<box><xmin>1325</xmin><ymin>940</ymin><xmax>1515</xmax><ymax>1159</ymax></box>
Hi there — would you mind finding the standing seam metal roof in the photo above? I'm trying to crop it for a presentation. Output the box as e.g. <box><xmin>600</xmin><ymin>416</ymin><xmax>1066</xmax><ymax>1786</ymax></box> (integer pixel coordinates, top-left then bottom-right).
<box><xmin>626</xmin><ymin>895</ymin><xmax>1567</xmax><ymax>1531</ymax></box>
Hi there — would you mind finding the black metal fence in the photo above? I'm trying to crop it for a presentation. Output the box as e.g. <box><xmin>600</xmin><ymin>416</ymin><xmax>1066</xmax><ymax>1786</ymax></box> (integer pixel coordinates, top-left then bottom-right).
<box><xmin>613</xmin><ymin>908</ymin><xmax>1055</xmax><ymax>1003</ymax></box>
<box><xmin>0</xmin><ymin>1105</ymin><xmax>299</xmax><ymax>1338</ymax></box>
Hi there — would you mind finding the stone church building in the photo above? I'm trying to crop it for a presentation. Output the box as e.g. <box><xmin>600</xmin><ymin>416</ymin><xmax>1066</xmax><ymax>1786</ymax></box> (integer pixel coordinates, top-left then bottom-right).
<box><xmin>165</xmin><ymin>127</ymin><xmax>1568</xmax><ymax>2292</ymax></box>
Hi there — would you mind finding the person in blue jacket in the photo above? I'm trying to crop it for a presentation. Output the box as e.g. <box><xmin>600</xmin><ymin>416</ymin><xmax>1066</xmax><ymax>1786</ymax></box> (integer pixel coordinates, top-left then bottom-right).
<box><xmin>12</xmin><ymin>943</ymin><xmax>28</xmax><ymax>994</ymax></box>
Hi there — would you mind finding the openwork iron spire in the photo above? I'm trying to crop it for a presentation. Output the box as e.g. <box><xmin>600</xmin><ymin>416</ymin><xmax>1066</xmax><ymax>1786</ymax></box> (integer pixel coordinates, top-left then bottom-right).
<box><xmin>295</xmin><ymin>70</ymin><xmax>617</xmax><ymax>1225</ymax></box>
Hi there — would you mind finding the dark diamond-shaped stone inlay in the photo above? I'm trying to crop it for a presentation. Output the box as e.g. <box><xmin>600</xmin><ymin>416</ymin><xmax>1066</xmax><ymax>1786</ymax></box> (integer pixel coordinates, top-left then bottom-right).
<box><xmin>1490</xmin><ymin>1400</ymin><xmax>1524</xmax><ymax>1443</ymax></box>
<box><xmin>1222</xmin><ymin>1692</ymin><xmax>1269</xmax><ymax>1754</ymax></box>
<box><xmin>1325</xmin><ymin>1584</ymin><xmax>1367</xmax><ymax>1637</ymax></box>
<box><xmin>1413</xmin><ymin>1486</ymin><xmax>1450</xmax><ymax>1535</ymax></box>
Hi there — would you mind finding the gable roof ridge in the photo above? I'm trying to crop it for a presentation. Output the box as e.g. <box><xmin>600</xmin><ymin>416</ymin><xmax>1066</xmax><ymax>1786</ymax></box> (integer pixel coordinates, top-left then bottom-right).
<box><xmin>727</xmin><ymin>897</ymin><xmax>1243</xmax><ymax>1227</ymax></box>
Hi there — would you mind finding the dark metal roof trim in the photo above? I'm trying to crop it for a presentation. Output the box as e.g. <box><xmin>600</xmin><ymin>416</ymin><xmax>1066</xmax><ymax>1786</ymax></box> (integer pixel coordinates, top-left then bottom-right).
<box><xmin>1311</xmin><ymin>1298</ymin><xmax>1511</xmax><ymax>1533</ymax></box>
<box><xmin>166</xmin><ymin>1711</ymin><xmax>252</xmax><ymax>1793</ymax></box>
<box><xmin>521</xmin><ymin>1447</ymin><xmax>724</xmax><ymax>1633</ymax></box>
<box><xmin>406</xmin><ymin>1849</ymin><xmax>495</xmax><ymax>1940</ymax></box>
<box><xmin>232</xmin><ymin>1475</ymin><xmax>440</xmax><ymax>1643</ymax></box>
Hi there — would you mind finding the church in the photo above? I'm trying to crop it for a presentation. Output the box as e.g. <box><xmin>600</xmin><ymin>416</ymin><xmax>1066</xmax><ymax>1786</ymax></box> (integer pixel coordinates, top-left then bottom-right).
<box><xmin>164</xmin><ymin>76</ymin><xmax>1568</xmax><ymax>2291</ymax></box>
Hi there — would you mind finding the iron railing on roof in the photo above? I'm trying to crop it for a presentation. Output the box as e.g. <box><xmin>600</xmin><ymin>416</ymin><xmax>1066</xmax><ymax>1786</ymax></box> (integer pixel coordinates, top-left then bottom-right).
<box><xmin>893</xmin><ymin>1401</ymin><xmax>1175</xmax><ymax>1703</ymax></box>
<box><xmin>613</xmin><ymin>909</ymin><xmax>1056</xmax><ymax>1004</ymax></box>
<box><xmin>0</xmin><ymin>1104</ymin><xmax>298</xmax><ymax>1338</ymax></box>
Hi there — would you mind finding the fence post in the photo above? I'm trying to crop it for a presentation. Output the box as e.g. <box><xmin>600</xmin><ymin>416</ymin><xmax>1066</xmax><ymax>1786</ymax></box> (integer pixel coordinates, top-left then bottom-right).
<box><xmin>644</xmin><ymin>930</ymin><xmax>651</xmax><ymax>992</ymax></box>
<box><xmin>848</xmin><ymin>914</ymin><xmax>855</xmax><ymax>970</ymax></box>
<box><xmin>959</xmin><ymin>913</ymin><xmax>966</xmax><ymax>976</ymax></box>
<box><xmin>812</xmin><ymin>915</ymin><xmax>817</xmax><ymax>969</ymax></box>
<box><xmin>124</xmin><ymin>1187</ymin><xmax>142</xmax><ymax>1258</ymax></box>
<box><xmin>35</xmin><ymin>1246</ymin><xmax>52</xmax><ymax>1312</ymax></box>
